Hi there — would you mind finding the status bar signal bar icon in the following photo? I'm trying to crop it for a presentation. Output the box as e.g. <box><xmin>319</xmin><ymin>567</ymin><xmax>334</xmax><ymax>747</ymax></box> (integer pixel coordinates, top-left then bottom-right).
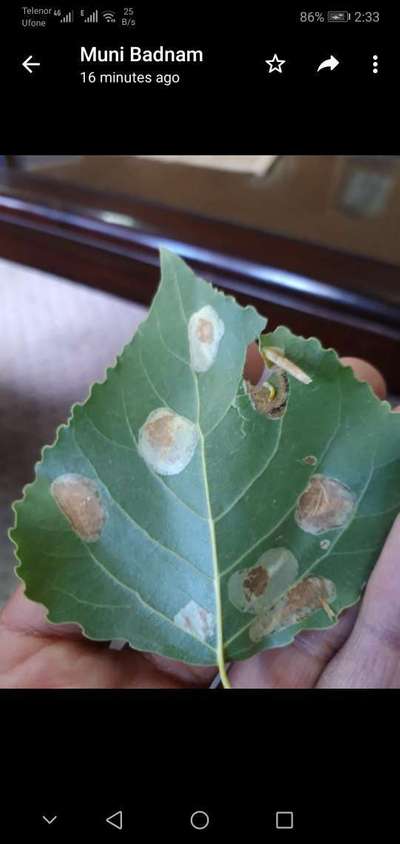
<box><xmin>84</xmin><ymin>10</ymin><xmax>99</xmax><ymax>23</ymax></box>
<box><xmin>60</xmin><ymin>10</ymin><xmax>74</xmax><ymax>23</ymax></box>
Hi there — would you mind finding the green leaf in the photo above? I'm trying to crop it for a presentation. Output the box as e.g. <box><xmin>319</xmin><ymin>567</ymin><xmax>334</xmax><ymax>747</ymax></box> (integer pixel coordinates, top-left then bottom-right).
<box><xmin>10</xmin><ymin>249</ymin><xmax>400</xmax><ymax>686</ymax></box>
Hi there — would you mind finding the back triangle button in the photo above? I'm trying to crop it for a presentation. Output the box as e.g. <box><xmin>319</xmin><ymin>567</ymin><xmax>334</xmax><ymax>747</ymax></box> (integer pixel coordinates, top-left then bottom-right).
<box><xmin>106</xmin><ymin>810</ymin><xmax>123</xmax><ymax>830</ymax></box>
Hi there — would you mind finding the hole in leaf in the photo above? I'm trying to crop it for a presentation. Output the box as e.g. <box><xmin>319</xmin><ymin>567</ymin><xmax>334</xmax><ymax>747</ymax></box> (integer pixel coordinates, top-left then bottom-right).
<box><xmin>303</xmin><ymin>455</ymin><xmax>318</xmax><ymax>466</ymax></box>
<box><xmin>245</xmin><ymin>370</ymin><xmax>289</xmax><ymax>420</ymax></box>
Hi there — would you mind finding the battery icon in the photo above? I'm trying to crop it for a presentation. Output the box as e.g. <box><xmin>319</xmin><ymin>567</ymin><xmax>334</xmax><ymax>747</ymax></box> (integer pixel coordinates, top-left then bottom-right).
<box><xmin>328</xmin><ymin>11</ymin><xmax>350</xmax><ymax>22</ymax></box>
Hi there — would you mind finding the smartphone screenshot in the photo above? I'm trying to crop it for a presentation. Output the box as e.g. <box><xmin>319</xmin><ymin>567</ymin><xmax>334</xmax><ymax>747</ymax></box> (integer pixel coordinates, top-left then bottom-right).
<box><xmin>1</xmin><ymin>2</ymin><xmax>399</xmax><ymax>837</ymax></box>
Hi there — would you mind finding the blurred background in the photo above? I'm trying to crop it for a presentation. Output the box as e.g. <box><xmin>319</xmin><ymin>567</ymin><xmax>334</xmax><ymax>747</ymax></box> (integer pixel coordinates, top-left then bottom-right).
<box><xmin>4</xmin><ymin>154</ymin><xmax>400</xmax><ymax>262</ymax></box>
<box><xmin>1</xmin><ymin>154</ymin><xmax>400</xmax><ymax>606</ymax></box>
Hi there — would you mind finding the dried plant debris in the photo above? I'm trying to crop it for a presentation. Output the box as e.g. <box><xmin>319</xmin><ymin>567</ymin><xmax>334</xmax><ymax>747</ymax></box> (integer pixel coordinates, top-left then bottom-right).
<box><xmin>261</xmin><ymin>346</ymin><xmax>312</xmax><ymax>384</ymax></box>
<box><xmin>10</xmin><ymin>248</ymin><xmax>400</xmax><ymax>687</ymax></box>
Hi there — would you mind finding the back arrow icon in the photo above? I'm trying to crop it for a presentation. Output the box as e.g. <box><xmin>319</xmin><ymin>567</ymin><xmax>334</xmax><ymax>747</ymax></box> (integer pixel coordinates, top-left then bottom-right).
<box><xmin>317</xmin><ymin>55</ymin><xmax>339</xmax><ymax>72</ymax></box>
<box><xmin>42</xmin><ymin>816</ymin><xmax>57</xmax><ymax>825</ymax></box>
<box><xmin>106</xmin><ymin>810</ymin><xmax>123</xmax><ymax>830</ymax></box>
<box><xmin>23</xmin><ymin>55</ymin><xmax>41</xmax><ymax>74</ymax></box>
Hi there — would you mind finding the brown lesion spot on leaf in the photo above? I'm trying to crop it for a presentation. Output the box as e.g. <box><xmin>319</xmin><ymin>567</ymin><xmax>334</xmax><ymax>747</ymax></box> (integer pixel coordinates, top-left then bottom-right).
<box><xmin>243</xmin><ymin>566</ymin><xmax>269</xmax><ymax>600</ymax></box>
<box><xmin>249</xmin><ymin>576</ymin><xmax>337</xmax><ymax>642</ymax></box>
<box><xmin>188</xmin><ymin>305</ymin><xmax>225</xmax><ymax>373</ymax></box>
<box><xmin>303</xmin><ymin>455</ymin><xmax>318</xmax><ymax>466</ymax></box>
<box><xmin>196</xmin><ymin>318</ymin><xmax>214</xmax><ymax>344</ymax></box>
<box><xmin>246</xmin><ymin>370</ymin><xmax>289</xmax><ymax>420</ymax></box>
<box><xmin>138</xmin><ymin>407</ymin><xmax>198</xmax><ymax>476</ymax></box>
<box><xmin>174</xmin><ymin>600</ymin><xmax>215</xmax><ymax>643</ymax></box>
<box><xmin>50</xmin><ymin>473</ymin><xmax>106</xmax><ymax>543</ymax></box>
<box><xmin>228</xmin><ymin>547</ymin><xmax>298</xmax><ymax>615</ymax></box>
<box><xmin>295</xmin><ymin>474</ymin><xmax>356</xmax><ymax>535</ymax></box>
<box><xmin>279</xmin><ymin>576</ymin><xmax>336</xmax><ymax>625</ymax></box>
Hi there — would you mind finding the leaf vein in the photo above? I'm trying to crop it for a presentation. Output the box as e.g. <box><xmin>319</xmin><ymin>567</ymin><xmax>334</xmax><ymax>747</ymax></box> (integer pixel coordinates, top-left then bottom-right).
<box><xmin>138</xmin><ymin>334</ymin><xmax>168</xmax><ymax>408</ymax></box>
<box><xmin>355</xmin><ymin>503</ymin><xmax>400</xmax><ymax>519</ymax></box>
<box><xmin>50</xmin><ymin>586</ymin><xmax>134</xmax><ymax>610</ymax></box>
<box><xmin>155</xmin><ymin>313</ymin><xmax>189</xmax><ymax>367</ymax></box>
<box><xmin>81</xmin><ymin>545</ymin><xmax>216</xmax><ymax>652</ymax></box>
<box><xmin>83</xmin><ymin>411</ymin><xmax>135</xmax><ymax>453</ymax></box>
<box><xmin>214</xmin><ymin>415</ymin><xmax>284</xmax><ymax>522</ymax></box>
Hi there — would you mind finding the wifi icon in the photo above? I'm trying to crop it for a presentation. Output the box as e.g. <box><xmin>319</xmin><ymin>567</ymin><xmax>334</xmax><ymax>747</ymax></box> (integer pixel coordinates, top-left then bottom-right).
<box><xmin>102</xmin><ymin>10</ymin><xmax>116</xmax><ymax>22</ymax></box>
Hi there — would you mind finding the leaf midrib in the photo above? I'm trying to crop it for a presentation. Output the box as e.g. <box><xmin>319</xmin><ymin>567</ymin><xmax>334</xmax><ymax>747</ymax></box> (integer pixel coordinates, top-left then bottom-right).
<box><xmin>170</xmin><ymin>265</ymin><xmax>225</xmax><ymax>671</ymax></box>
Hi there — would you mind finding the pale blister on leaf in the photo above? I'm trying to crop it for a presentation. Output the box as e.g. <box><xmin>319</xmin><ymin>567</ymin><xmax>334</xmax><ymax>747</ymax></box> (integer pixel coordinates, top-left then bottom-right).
<box><xmin>295</xmin><ymin>474</ymin><xmax>356</xmax><ymax>535</ymax></box>
<box><xmin>138</xmin><ymin>407</ymin><xmax>199</xmax><ymax>476</ymax></box>
<box><xmin>188</xmin><ymin>304</ymin><xmax>225</xmax><ymax>373</ymax></box>
<box><xmin>10</xmin><ymin>249</ymin><xmax>400</xmax><ymax>683</ymax></box>
<box><xmin>50</xmin><ymin>473</ymin><xmax>107</xmax><ymax>542</ymax></box>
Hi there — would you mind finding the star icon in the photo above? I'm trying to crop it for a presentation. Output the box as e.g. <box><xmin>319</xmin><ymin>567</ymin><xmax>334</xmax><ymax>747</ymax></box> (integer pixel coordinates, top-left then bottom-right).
<box><xmin>265</xmin><ymin>53</ymin><xmax>286</xmax><ymax>74</ymax></box>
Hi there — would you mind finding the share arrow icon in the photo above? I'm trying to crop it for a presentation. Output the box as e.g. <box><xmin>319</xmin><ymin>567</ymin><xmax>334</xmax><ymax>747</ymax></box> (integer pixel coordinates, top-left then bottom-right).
<box><xmin>317</xmin><ymin>55</ymin><xmax>340</xmax><ymax>72</ymax></box>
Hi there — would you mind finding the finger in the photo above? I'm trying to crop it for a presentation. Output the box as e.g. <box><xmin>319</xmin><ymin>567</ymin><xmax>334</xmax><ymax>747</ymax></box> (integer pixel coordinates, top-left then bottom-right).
<box><xmin>0</xmin><ymin>585</ymin><xmax>84</xmax><ymax>639</ymax></box>
<box><xmin>0</xmin><ymin>628</ymin><xmax>188</xmax><ymax>689</ymax></box>
<box><xmin>230</xmin><ymin>607</ymin><xmax>358</xmax><ymax>688</ymax></box>
<box><xmin>340</xmin><ymin>357</ymin><xmax>387</xmax><ymax>400</ymax></box>
<box><xmin>318</xmin><ymin>513</ymin><xmax>400</xmax><ymax>688</ymax></box>
<box><xmin>141</xmin><ymin>652</ymin><xmax>218</xmax><ymax>688</ymax></box>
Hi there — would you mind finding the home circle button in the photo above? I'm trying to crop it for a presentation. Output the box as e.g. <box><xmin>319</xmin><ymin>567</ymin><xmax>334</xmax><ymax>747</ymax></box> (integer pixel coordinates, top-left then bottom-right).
<box><xmin>190</xmin><ymin>810</ymin><xmax>210</xmax><ymax>830</ymax></box>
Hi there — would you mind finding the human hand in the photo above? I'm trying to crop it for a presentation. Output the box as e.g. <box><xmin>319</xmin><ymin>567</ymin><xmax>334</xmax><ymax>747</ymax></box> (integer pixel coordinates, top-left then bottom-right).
<box><xmin>1</xmin><ymin>353</ymin><xmax>398</xmax><ymax>688</ymax></box>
